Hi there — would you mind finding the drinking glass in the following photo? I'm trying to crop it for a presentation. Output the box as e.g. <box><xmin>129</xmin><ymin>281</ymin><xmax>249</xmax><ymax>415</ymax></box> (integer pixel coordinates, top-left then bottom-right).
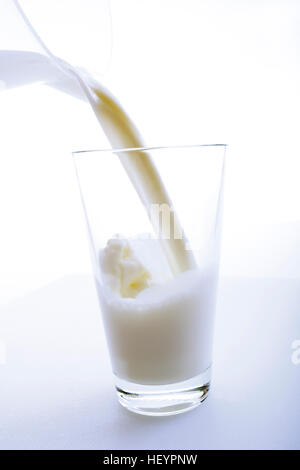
<box><xmin>73</xmin><ymin>144</ymin><xmax>226</xmax><ymax>416</ymax></box>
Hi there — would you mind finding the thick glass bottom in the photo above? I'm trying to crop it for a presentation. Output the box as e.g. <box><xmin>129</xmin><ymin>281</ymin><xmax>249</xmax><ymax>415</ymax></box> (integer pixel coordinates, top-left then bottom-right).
<box><xmin>115</xmin><ymin>367</ymin><xmax>211</xmax><ymax>417</ymax></box>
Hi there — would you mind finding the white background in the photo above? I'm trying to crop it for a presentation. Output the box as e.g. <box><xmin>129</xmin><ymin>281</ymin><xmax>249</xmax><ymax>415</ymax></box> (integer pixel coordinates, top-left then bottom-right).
<box><xmin>0</xmin><ymin>0</ymin><xmax>300</xmax><ymax>450</ymax></box>
<box><xmin>0</xmin><ymin>0</ymin><xmax>300</xmax><ymax>302</ymax></box>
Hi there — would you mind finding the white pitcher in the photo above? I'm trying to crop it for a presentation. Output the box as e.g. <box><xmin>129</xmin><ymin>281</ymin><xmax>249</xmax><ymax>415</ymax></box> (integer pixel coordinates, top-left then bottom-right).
<box><xmin>0</xmin><ymin>0</ymin><xmax>112</xmax><ymax>99</ymax></box>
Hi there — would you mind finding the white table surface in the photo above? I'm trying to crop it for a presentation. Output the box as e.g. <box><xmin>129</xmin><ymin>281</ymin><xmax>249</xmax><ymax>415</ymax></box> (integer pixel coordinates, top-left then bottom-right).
<box><xmin>0</xmin><ymin>275</ymin><xmax>299</xmax><ymax>450</ymax></box>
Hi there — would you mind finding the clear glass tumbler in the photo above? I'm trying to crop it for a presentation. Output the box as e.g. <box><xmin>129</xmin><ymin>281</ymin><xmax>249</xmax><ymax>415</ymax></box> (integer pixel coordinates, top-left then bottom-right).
<box><xmin>73</xmin><ymin>144</ymin><xmax>226</xmax><ymax>416</ymax></box>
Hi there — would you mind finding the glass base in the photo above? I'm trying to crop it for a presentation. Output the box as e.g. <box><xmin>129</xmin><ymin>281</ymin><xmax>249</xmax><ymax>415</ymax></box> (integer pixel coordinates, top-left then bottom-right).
<box><xmin>115</xmin><ymin>367</ymin><xmax>211</xmax><ymax>417</ymax></box>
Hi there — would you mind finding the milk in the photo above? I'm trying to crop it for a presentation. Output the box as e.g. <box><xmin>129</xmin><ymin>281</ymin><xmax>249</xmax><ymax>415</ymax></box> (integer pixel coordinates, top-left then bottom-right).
<box><xmin>3</xmin><ymin>49</ymin><xmax>217</xmax><ymax>386</ymax></box>
<box><xmin>97</xmin><ymin>252</ymin><xmax>216</xmax><ymax>385</ymax></box>
<box><xmin>93</xmin><ymin>237</ymin><xmax>216</xmax><ymax>385</ymax></box>
<box><xmin>1</xmin><ymin>48</ymin><xmax>196</xmax><ymax>274</ymax></box>
<box><xmin>74</xmin><ymin>73</ymin><xmax>197</xmax><ymax>275</ymax></box>
<box><xmin>77</xmin><ymin>79</ymin><xmax>216</xmax><ymax>385</ymax></box>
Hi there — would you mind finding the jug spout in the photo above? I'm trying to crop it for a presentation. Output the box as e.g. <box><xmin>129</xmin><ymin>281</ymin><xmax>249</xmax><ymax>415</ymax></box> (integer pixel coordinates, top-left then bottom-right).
<box><xmin>0</xmin><ymin>0</ymin><xmax>74</xmax><ymax>93</ymax></box>
<box><xmin>0</xmin><ymin>50</ymin><xmax>66</xmax><ymax>90</ymax></box>
<box><xmin>0</xmin><ymin>0</ymin><xmax>111</xmax><ymax>99</ymax></box>
<box><xmin>0</xmin><ymin>49</ymin><xmax>85</xmax><ymax>101</ymax></box>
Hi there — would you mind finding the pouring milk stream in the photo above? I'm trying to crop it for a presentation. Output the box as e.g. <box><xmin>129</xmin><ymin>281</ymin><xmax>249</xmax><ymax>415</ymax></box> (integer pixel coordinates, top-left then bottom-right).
<box><xmin>2</xmin><ymin>0</ymin><xmax>196</xmax><ymax>276</ymax></box>
<box><xmin>1</xmin><ymin>1</ymin><xmax>217</xmax><ymax>385</ymax></box>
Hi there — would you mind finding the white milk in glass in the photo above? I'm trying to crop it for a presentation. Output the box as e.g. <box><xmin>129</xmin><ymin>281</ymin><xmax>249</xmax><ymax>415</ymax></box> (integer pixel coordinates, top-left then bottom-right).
<box><xmin>2</xmin><ymin>43</ymin><xmax>217</xmax><ymax>387</ymax></box>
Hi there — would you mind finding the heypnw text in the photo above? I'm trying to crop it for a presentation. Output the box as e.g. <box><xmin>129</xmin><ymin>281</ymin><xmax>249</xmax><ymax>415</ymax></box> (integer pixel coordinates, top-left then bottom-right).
<box><xmin>103</xmin><ymin>454</ymin><xmax>198</xmax><ymax>466</ymax></box>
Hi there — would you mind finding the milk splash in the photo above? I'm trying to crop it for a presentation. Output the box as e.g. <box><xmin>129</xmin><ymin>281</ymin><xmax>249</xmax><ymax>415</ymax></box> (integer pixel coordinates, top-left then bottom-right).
<box><xmin>1</xmin><ymin>1</ymin><xmax>197</xmax><ymax>275</ymax></box>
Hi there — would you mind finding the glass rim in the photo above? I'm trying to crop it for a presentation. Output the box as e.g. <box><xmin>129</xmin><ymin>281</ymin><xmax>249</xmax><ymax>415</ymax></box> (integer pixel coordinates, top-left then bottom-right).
<box><xmin>72</xmin><ymin>143</ymin><xmax>227</xmax><ymax>156</ymax></box>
